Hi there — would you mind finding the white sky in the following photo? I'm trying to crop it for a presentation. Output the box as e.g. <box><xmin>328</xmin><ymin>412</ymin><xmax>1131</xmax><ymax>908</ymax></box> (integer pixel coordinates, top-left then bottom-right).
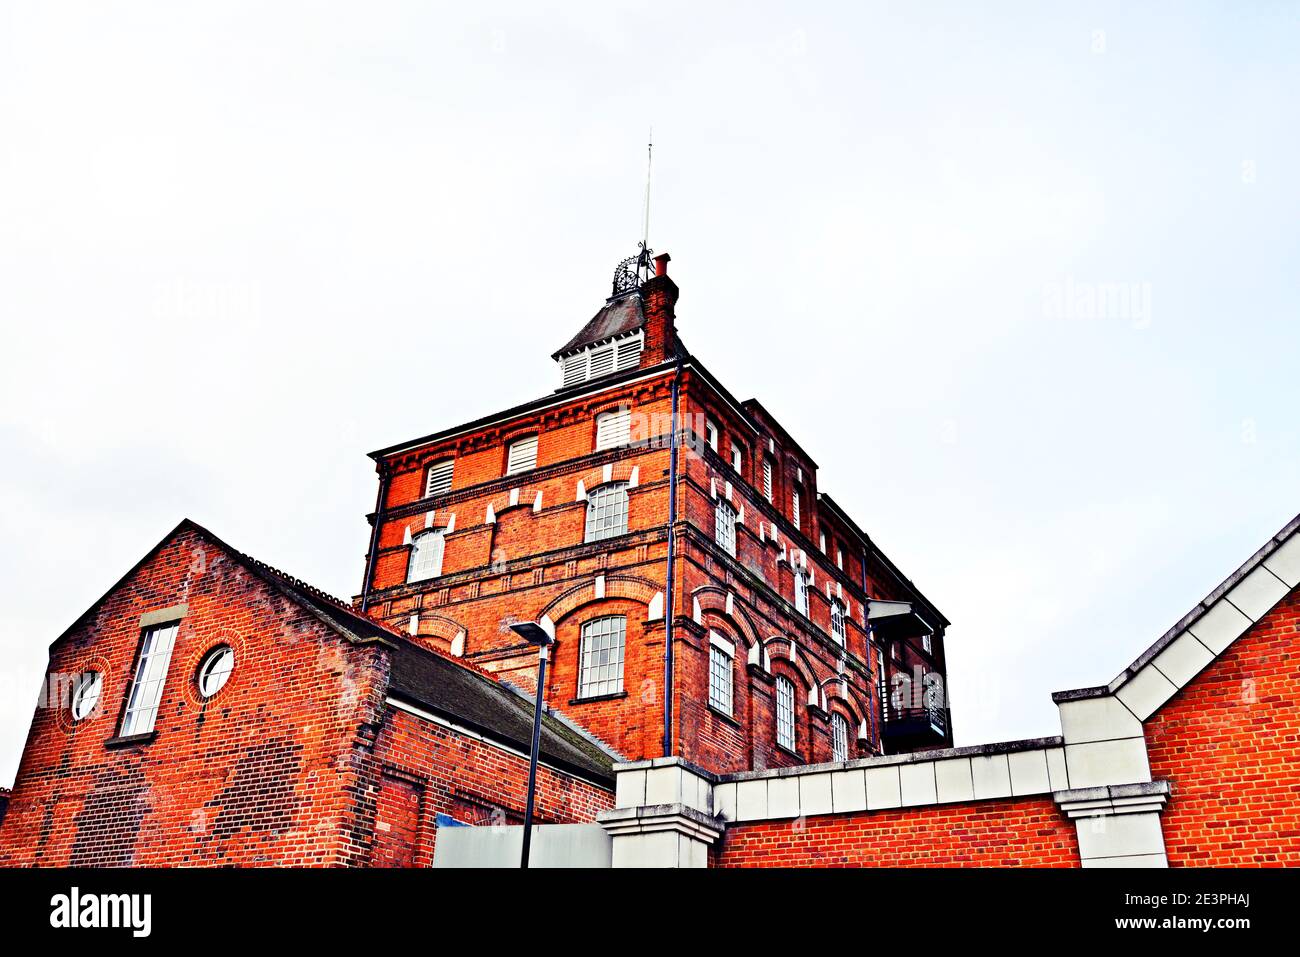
<box><xmin>1</xmin><ymin>2</ymin><xmax>1296</xmax><ymax>785</ymax></box>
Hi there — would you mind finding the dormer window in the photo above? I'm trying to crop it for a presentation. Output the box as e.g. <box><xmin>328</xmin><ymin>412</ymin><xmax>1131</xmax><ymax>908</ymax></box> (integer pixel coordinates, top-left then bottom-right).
<box><xmin>559</xmin><ymin>331</ymin><xmax>643</xmax><ymax>387</ymax></box>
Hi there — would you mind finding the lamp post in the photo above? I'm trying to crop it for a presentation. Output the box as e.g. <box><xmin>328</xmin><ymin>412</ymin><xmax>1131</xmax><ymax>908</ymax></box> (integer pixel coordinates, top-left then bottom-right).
<box><xmin>509</xmin><ymin>619</ymin><xmax>555</xmax><ymax>868</ymax></box>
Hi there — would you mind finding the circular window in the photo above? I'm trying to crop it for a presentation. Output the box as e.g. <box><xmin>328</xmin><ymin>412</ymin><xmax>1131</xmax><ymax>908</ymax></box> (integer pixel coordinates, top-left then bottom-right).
<box><xmin>70</xmin><ymin>671</ymin><xmax>102</xmax><ymax>721</ymax></box>
<box><xmin>197</xmin><ymin>646</ymin><xmax>235</xmax><ymax>698</ymax></box>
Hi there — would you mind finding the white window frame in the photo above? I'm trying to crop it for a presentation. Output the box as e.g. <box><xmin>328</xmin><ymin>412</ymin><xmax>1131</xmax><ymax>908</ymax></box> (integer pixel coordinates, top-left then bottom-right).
<box><xmin>775</xmin><ymin>675</ymin><xmax>796</xmax><ymax>751</ymax></box>
<box><xmin>407</xmin><ymin>530</ymin><xmax>445</xmax><ymax>583</ymax></box>
<box><xmin>198</xmin><ymin>645</ymin><xmax>235</xmax><ymax>698</ymax></box>
<box><xmin>830</xmin><ymin>600</ymin><xmax>847</xmax><ymax>646</ymax></box>
<box><xmin>595</xmin><ymin>407</ymin><xmax>632</xmax><ymax>451</ymax></box>
<box><xmin>578</xmin><ymin>616</ymin><xmax>626</xmax><ymax>698</ymax></box>
<box><xmin>584</xmin><ymin>482</ymin><xmax>629</xmax><ymax>542</ymax></box>
<box><xmin>424</xmin><ymin>458</ymin><xmax>455</xmax><ymax>498</ymax></box>
<box><xmin>922</xmin><ymin>633</ymin><xmax>933</xmax><ymax>654</ymax></box>
<box><xmin>71</xmin><ymin>671</ymin><xmax>102</xmax><ymax>722</ymax></box>
<box><xmin>831</xmin><ymin>712</ymin><xmax>850</xmax><ymax>762</ymax></box>
<box><xmin>705</xmin><ymin>419</ymin><xmax>718</xmax><ymax>451</ymax></box>
<box><xmin>120</xmin><ymin>621</ymin><xmax>180</xmax><ymax>737</ymax></box>
<box><xmin>731</xmin><ymin>445</ymin><xmax>743</xmax><ymax>473</ymax></box>
<box><xmin>715</xmin><ymin>498</ymin><xmax>737</xmax><ymax>558</ymax></box>
<box><xmin>794</xmin><ymin>568</ymin><xmax>809</xmax><ymax>616</ymax></box>
<box><xmin>505</xmin><ymin>435</ymin><xmax>538</xmax><ymax>475</ymax></box>
<box><xmin>708</xmin><ymin>633</ymin><xmax>734</xmax><ymax>716</ymax></box>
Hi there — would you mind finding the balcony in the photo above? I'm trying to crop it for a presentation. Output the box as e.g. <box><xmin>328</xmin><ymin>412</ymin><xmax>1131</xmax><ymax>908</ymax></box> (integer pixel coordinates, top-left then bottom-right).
<box><xmin>881</xmin><ymin>703</ymin><xmax>948</xmax><ymax>752</ymax></box>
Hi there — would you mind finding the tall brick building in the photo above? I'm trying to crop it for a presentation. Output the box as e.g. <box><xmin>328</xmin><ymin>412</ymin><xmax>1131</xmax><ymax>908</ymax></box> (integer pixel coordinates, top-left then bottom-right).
<box><xmin>357</xmin><ymin>250</ymin><xmax>950</xmax><ymax>774</ymax></box>
<box><xmin>0</xmin><ymin>251</ymin><xmax>1295</xmax><ymax>868</ymax></box>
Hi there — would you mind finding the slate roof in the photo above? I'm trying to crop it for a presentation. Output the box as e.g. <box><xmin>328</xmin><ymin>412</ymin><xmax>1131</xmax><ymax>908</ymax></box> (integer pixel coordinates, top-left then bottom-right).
<box><xmin>551</xmin><ymin>293</ymin><xmax>645</xmax><ymax>358</ymax></box>
<box><xmin>387</xmin><ymin>641</ymin><xmax>617</xmax><ymax>785</ymax></box>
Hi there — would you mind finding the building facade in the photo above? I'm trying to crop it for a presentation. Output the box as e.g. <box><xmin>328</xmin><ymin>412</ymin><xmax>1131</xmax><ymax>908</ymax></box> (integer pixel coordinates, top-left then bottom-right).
<box><xmin>357</xmin><ymin>251</ymin><xmax>951</xmax><ymax>777</ymax></box>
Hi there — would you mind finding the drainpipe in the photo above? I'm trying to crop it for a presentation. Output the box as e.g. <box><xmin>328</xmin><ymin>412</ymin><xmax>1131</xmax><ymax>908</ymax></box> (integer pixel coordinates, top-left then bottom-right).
<box><xmin>662</xmin><ymin>351</ymin><xmax>683</xmax><ymax>758</ymax></box>
<box><xmin>360</xmin><ymin>465</ymin><xmax>390</xmax><ymax>614</ymax></box>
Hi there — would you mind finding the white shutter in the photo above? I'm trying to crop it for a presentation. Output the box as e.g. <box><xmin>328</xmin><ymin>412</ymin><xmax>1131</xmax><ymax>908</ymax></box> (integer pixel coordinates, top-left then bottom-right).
<box><xmin>762</xmin><ymin>459</ymin><xmax>773</xmax><ymax>501</ymax></box>
<box><xmin>589</xmin><ymin>344</ymin><xmax>616</xmax><ymax>378</ymax></box>
<box><xmin>595</xmin><ymin>408</ymin><xmax>632</xmax><ymax>450</ymax></box>
<box><xmin>615</xmin><ymin>333</ymin><xmax>643</xmax><ymax>370</ymax></box>
<box><xmin>562</xmin><ymin>353</ymin><xmax>586</xmax><ymax>387</ymax></box>
<box><xmin>506</xmin><ymin>436</ymin><xmax>538</xmax><ymax>475</ymax></box>
<box><xmin>792</xmin><ymin>490</ymin><xmax>801</xmax><ymax>529</ymax></box>
<box><xmin>425</xmin><ymin>459</ymin><xmax>455</xmax><ymax>497</ymax></box>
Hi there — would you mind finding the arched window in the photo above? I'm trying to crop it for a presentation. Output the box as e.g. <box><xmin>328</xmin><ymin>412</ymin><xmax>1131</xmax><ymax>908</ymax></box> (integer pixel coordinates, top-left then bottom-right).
<box><xmin>585</xmin><ymin>482</ymin><xmax>629</xmax><ymax>542</ymax></box>
<box><xmin>715</xmin><ymin>498</ymin><xmax>737</xmax><ymax>558</ymax></box>
<box><xmin>794</xmin><ymin>568</ymin><xmax>809</xmax><ymax>616</ymax></box>
<box><xmin>407</xmin><ymin>531</ymin><xmax>445</xmax><ymax>583</ymax></box>
<box><xmin>830</xmin><ymin>600</ymin><xmax>846</xmax><ymax>646</ymax></box>
<box><xmin>775</xmin><ymin>675</ymin><xmax>796</xmax><ymax>751</ymax></box>
<box><xmin>578</xmin><ymin>616</ymin><xmax>626</xmax><ymax>698</ymax></box>
<box><xmin>831</xmin><ymin>712</ymin><xmax>850</xmax><ymax>762</ymax></box>
<box><xmin>708</xmin><ymin>632</ymin><xmax>734</xmax><ymax>716</ymax></box>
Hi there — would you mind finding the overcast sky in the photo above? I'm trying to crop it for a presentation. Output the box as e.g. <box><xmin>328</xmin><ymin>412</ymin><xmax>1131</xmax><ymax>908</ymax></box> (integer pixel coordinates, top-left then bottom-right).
<box><xmin>1</xmin><ymin>2</ymin><xmax>1296</xmax><ymax>785</ymax></box>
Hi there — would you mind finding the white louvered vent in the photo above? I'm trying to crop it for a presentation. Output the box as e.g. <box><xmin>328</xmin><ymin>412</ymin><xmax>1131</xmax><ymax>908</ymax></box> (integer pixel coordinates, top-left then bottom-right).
<box><xmin>762</xmin><ymin>458</ymin><xmax>773</xmax><ymax>502</ymax></box>
<box><xmin>506</xmin><ymin>436</ymin><xmax>538</xmax><ymax>475</ymax></box>
<box><xmin>424</xmin><ymin>459</ymin><xmax>454</xmax><ymax>498</ymax></box>
<box><xmin>558</xmin><ymin>331</ymin><xmax>644</xmax><ymax>388</ymax></box>
<box><xmin>595</xmin><ymin>407</ymin><xmax>632</xmax><ymax>451</ymax></box>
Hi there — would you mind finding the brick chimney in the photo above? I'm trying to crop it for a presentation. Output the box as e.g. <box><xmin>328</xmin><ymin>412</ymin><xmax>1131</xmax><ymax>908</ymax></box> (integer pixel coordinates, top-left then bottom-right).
<box><xmin>639</xmin><ymin>252</ymin><xmax>680</xmax><ymax>365</ymax></box>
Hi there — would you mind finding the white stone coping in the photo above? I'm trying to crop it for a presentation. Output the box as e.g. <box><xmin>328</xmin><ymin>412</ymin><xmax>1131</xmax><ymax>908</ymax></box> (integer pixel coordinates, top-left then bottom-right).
<box><xmin>598</xmin><ymin>803</ymin><xmax>725</xmax><ymax>843</ymax></box>
<box><xmin>1054</xmin><ymin>781</ymin><xmax>1170</xmax><ymax>819</ymax></box>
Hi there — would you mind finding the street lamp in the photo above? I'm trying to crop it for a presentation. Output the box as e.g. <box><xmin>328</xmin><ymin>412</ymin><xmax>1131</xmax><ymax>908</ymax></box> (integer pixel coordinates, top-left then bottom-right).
<box><xmin>509</xmin><ymin>619</ymin><xmax>555</xmax><ymax>868</ymax></box>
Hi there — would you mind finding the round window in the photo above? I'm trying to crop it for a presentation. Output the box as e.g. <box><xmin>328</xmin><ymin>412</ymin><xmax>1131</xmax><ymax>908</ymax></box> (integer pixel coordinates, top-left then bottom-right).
<box><xmin>71</xmin><ymin>671</ymin><xmax>102</xmax><ymax>721</ymax></box>
<box><xmin>197</xmin><ymin>646</ymin><xmax>235</xmax><ymax>698</ymax></box>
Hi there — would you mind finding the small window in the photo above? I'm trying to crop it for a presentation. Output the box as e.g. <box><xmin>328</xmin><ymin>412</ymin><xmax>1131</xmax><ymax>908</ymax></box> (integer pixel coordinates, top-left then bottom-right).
<box><xmin>831</xmin><ymin>712</ymin><xmax>850</xmax><ymax>762</ymax></box>
<box><xmin>762</xmin><ymin>459</ymin><xmax>773</xmax><ymax>502</ymax></box>
<box><xmin>424</xmin><ymin>459</ymin><xmax>454</xmax><ymax>497</ymax></box>
<box><xmin>792</xmin><ymin>489</ymin><xmax>801</xmax><ymax>530</ymax></box>
<box><xmin>578</xmin><ymin>616</ymin><xmax>626</xmax><ymax>698</ymax></box>
<box><xmin>891</xmin><ymin>642</ymin><xmax>901</xmax><ymax>662</ymax></box>
<box><xmin>831</xmin><ymin>601</ymin><xmax>847</xmax><ymax>646</ymax></box>
<box><xmin>775</xmin><ymin>675</ymin><xmax>796</xmax><ymax>751</ymax></box>
<box><xmin>120</xmin><ymin>622</ymin><xmax>180</xmax><ymax>737</ymax></box>
<box><xmin>731</xmin><ymin>445</ymin><xmax>743</xmax><ymax>473</ymax></box>
<box><xmin>922</xmin><ymin>633</ymin><xmax>933</xmax><ymax>654</ymax></box>
<box><xmin>794</xmin><ymin>569</ymin><xmax>809</xmax><ymax>616</ymax></box>
<box><xmin>197</xmin><ymin>645</ymin><xmax>235</xmax><ymax>698</ymax></box>
<box><xmin>585</xmin><ymin>483</ymin><xmax>629</xmax><ymax>542</ymax></box>
<box><xmin>70</xmin><ymin>671</ymin><xmax>102</xmax><ymax>722</ymax></box>
<box><xmin>708</xmin><ymin>637</ymin><xmax>734</xmax><ymax>716</ymax></box>
<box><xmin>715</xmin><ymin>498</ymin><xmax>737</xmax><ymax>558</ymax></box>
<box><xmin>705</xmin><ymin>419</ymin><xmax>718</xmax><ymax>451</ymax></box>
<box><xmin>819</xmin><ymin>532</ymin><xmax>826</xmax><ymax>552</ymax></box>
<box><xmin>595</xmin><ymin>408</ymin><xmax>632</xmax><ymax>451</ymax></box>
<box><xmin>836</xmin><ymin>548</ymin><xmax>844</xmax><ymax>570</ymax></box>
<box><xmin>505</xmin><ymin>436</ymin><xmax>538</xmax><ymax>475</ymax></box>
<box><xmin>407</xmin><ymin>531</ymin><xmax>445</xmax><ymax>583</ymax></box>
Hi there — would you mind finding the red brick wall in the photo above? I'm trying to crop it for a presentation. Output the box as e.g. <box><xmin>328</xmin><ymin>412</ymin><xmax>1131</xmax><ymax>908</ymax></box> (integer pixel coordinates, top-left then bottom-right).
<box><xmin>0</xmin><ymin>527</ymin><xmax>388</xmax><ymax>868</ymax></box>
<box><xmin>368</xmin><ymin>705</ymin><xmax>614</xmax><ymax>866</ymax></box>
<box><xmin>713</xmin><ymin>798</ymin><xmax>1079</xmax><ymax>867</ymax></box>
<box><xmin>1145</xmin><ymin>586</ymin><xmax>1300</xmax><ymax>866</ymax></box>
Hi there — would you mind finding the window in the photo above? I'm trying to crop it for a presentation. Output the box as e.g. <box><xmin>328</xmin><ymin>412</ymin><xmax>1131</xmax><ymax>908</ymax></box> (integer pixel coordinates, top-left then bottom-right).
<box><xmin>922</xmin><ymin>633</ymin><xmax>933</xmax><ymax>654</ymax></box>
<box><xmin>407</xmin><ymin>531</ymin><xmax>445</xmax><ymax>583</ymax></box>
<box><xmin>120</xmin><ymin>622</ymin><xmax>179</xmax><ymax>737</ymax></box>
<box><xmin>424</xmin><ymin>459</ymin><xmax>454</xmax><ymax>498</ymax></box>
<box><xmin>762</xmin><ymin>458</ymin><xmax>773</xmax><ymax>502</ymax></box>
<box><xmin>836</xmin><ymin>548</ymin><xmax>844</xmax><ymax>570</ymax></box>
<box><xmin>585</xmin><ymin>482</ymin><xmax>629</xmax><ymax>542</ymax></box>
<box><xmin>819</xmin><ymin>532</ymin><xmax>826</xmax><ymax>552</ymax></box>
<box><xmin>560</xmin><ymin>332</ymin><xmax>643</xmax><ymax>387</ymax></box>
<box><xmin>705</xmin><ymin>419</ymin><xmax>718</xmax><ymax>451</ymax></box>
<box><xmin>794</xmin><ymin>568</ymin><xmax>809</xmax><ymax>616</ymax></box>
<box><xmin>505</xmin><ymin>436</ymin><xmax>538</xmax><ymax>475</ymax></box>
<box><xmin>715</xmin><ymin>498</ymin><xmax>737</xmax><ymax>558</ymax></box>
<box><xmin>830</xmin><ymin>601</ymin><xmax>847</xmax><ymax>646</ymax></box>
<box><xmin>578</xmin><ymin>616</ymin><xmax>626</xmax><ymax>698</ymax></box>
<box><xmin>70</xmin><ymin>671</ymin><xmax>102</xmax><ymax>722</ymax></box>
<box><xmin>831</xmin><ymin>712</ymin><xmax>850</xmax><ymax>762</ymax></box>
<box><xmin>792</xmin><ymin>489</ymin><xmax>801</xmax><ymax>530</ymax></box>
<box><xmin>891</xmin><ymin>642</ymin><xmax>901</xmax><ymax>662</ymax></box>
<box><xmin>708</xmin><ymin>636</ymin><xmax>734</xmax><ymax>715</ymax></box>
<box><xmin>595</xmin><ymin>408</ymin><xmax>632</xmax><ymax>450</ymax></box>
<box><xmin>775</xmin><ymin>675</ymin><xmax>796</xmax><ymax>751</ymax></box>
<box><xmin>731</xmin><ymin>445</ymin><xmax>742</xmax><ymax>473</ymax></box>
<box><xmin>197</xmin><ymin>646</ymin><xmax>235</xmax><ymax>698</ymax></box>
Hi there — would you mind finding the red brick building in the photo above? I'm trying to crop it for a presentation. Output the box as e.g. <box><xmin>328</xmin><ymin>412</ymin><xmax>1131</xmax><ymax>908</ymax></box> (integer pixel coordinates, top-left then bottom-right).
<box><xmin>0</xmin><ymin>252</ymin><xmax>1295</xmax><ymax>868</ymax></box>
